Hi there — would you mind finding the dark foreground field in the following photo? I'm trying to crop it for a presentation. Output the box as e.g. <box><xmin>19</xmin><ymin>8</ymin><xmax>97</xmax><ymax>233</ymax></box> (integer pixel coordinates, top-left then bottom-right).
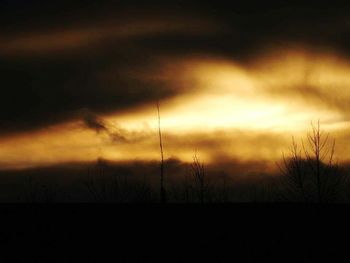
<box><xmin>0</xmin><ymin>204</ymin><xmax>349</xmax><ymax>262</ymax></box>
<box><xmin>0</xmin><ymin>155</ymin><xmax>349</xmax><ymax>262</ymax></box>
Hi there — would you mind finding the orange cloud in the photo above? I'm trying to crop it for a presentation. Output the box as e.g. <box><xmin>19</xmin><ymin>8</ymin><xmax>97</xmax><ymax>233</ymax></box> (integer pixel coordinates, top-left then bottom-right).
<box><xmin>1</xmin><ymin>48</ymin><xmax>350</xmax><ymax>170</ymax></box>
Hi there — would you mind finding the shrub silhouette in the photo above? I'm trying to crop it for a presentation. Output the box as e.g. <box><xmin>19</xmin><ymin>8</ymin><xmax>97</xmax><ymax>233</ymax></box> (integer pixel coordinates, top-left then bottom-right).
<box><xmin>185</xmin><ymin>153</ymin><xmax>210</xmax><ymax>203</ymax></box>
<box><xmin>84</xmin><ymin>159</ymin><xmax>154</xmax><ymax>202</ymax></box>
<box><xmin>277</xmin><ymin>122</ymin><xmax>344</xmax><ymax>203</ymax></box>
<box><xmin>24</xmin><ymin>175</ymin><xmax>57</xmax><ymax>203</ymax></box>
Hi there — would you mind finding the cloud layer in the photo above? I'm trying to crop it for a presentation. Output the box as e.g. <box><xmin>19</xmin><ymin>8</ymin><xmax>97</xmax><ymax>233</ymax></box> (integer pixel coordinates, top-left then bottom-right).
<box><xmin>1</xmin><ymin>1</ymin><xmax>350</xmax><ymax>169</ymax></box>
<box><xmin>1</xmin><ymin>0</ymin><xmax>350</xmax><ymax>133</ymax></box>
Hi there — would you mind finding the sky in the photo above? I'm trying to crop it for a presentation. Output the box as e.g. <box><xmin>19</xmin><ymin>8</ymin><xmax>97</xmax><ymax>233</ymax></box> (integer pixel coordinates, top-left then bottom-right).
<box><xmin>1</xmin><ymin>0</ymin><xmax>350</xmax><ymax>170</ymax></box>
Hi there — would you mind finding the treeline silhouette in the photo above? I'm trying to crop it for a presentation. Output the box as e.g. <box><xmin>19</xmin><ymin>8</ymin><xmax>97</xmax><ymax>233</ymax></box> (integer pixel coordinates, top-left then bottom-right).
<box><xmin>0</xmin><ymin>122</ymin><xmax>349</xmax><ymax>203</ymax></box>
<box><xmin>275</xmin><ymin>121</ymin><xmax>345</xmax><ymax>203</ymax></box>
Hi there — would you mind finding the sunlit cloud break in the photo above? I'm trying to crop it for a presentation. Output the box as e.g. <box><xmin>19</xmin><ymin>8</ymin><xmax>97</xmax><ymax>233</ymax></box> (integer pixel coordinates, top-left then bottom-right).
<box><xmin>1</xmin><ymin>48</ymin><xmax>350</xmax><ymax>169</ymax></box>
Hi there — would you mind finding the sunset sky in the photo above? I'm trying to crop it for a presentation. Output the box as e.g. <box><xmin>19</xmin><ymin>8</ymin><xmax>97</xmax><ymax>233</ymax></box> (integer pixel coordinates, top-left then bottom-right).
<box><xmin>1</xmin><ymin>0</ymin><xmax>350</xmax><ymax>170</ymax></box>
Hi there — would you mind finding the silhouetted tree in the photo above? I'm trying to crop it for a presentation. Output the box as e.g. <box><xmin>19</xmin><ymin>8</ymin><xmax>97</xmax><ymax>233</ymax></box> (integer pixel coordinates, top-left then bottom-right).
<box><xmin>277</xmin><ymin>122</ymin><xmax>343</xmax><ymax>203</ymax></box>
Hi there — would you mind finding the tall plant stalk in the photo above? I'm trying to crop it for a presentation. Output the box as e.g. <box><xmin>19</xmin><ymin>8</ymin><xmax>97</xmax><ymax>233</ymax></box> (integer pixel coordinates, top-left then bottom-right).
<box><xmin>157</xmin><ymin>101</ymin><xmax>166</xmax><ymax>203</ymax></box>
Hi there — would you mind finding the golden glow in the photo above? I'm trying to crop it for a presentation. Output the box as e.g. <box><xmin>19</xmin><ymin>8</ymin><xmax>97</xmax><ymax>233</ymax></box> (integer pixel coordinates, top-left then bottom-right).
<box><xmin>1</xmin><ymin>49</ymin><xmax>350</xmax><ymax>169</ymax></box>
<box><xmin>107</xmin><ymin>53</ymin><xmax>346</xmax><ymax>133</ymax></box>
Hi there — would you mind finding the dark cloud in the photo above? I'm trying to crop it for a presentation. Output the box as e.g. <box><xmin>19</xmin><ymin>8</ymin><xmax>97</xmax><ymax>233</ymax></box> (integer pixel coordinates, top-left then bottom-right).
<box><xmin>81</xmin><ymin>110</ymin><xmax>107</xmax><ymax>133</ymax></box>
<box><xmin>0</xmin><ymin>51</ymin><xmax>177</xmax><ymax>134</ymax></box>
<box><xmin>80</xmin><ymin>109</ymin><xmax>151</xmax><ymax>143</ymax></box>
<box><xmin>1</xmin><ymin>0</ymin><xmax>349</xmax><ymax>133</ymax></box>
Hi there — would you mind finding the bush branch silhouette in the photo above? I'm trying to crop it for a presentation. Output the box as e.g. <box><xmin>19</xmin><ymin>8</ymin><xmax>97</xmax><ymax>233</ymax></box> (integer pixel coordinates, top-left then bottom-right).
<box><xmin>277</xmin><ymin>121</ymin><xmax>343</xmax><ymax>203</ymax></box>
